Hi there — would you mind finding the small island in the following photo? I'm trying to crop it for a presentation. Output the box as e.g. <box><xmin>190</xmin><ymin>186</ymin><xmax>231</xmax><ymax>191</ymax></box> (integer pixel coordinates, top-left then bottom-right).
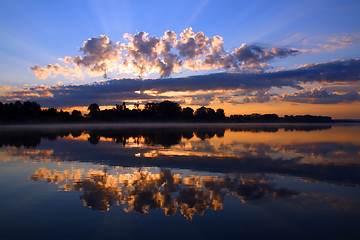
<box><xmin>0</xmin><ymin>100</ymin><xmax>332</xmax><ymax>124</ymax></box>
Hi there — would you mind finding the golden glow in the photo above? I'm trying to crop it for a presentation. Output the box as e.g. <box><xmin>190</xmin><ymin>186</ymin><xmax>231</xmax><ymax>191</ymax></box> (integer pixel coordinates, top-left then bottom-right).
<box><xmin>207</xmin><ymin>101</ymin><xmax>360</xmax><ymax>119</ymax></box>
<box><xmin>2</xmin><ymin>148</ymin><xmax>55</xmax><ymax>163</ymax></box>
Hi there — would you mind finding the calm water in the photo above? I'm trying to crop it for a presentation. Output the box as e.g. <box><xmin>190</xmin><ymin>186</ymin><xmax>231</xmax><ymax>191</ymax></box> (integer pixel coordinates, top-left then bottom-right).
<box><xmin>0</xmin><ymin>123</ymin><xmax>359</xmax><ymax>239</ymax></box>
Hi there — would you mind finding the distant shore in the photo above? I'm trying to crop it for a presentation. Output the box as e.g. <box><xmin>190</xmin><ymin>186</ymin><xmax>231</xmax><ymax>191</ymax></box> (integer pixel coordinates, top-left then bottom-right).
<box><xmin>0</xmin><ymin>121</ymin><xmax>346</xmax><ymax>130</ymax></box>
<box><xmin>1</xmin><ymin>100</ymin><xmax>334</xmax><ymax>125</ymax></box>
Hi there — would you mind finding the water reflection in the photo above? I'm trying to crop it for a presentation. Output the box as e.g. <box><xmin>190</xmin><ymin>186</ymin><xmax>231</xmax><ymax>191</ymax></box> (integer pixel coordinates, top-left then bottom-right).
<box><xmin>1</xmin><ymin>124</ymin><xmax>359</xmax><ymax>186</ymax></box>
<box><xmin>1</xmin><ymin>124</ymin><xmax>359</xmax><ymax>239</ymax></box>
<box><xmin>29</xmin><ymin>167</ymin><xmax>298</xmax><ymax>219</ymax></box>
<box><xmin>0</xmin><ymin>124</ymin><xmax>331</xmax><ymax>148</ymax></box>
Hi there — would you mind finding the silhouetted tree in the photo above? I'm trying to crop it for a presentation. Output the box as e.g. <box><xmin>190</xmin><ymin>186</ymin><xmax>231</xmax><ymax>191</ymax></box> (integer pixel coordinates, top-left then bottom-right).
<box><xmin>0</xmin><ymin>100</ymin><xmax>332</xmax><ymax>124</ymax></box>
<box><xmin>113</xmin><ymin>102</ymin><xmax>131</xmax><ymax>120</ymax></box>
<box><xmin>182</xmin><ymin>107</ymin><xmax>194</xmax><ymax>121</ymax></box>
<box><xmin>158</xmin><ymin>100</ymin><xmax>182</xmax><ymax>120</ymax></box>
<box><xmin>260</xmin><ymin>114</ymin><xmax>279</xmax><ymax>122</ymax></box>
<box><xmin>115</xmin><ymin>102</ymin><xmax>127</xmax><ymax>111</ymax></box>
<box><xmin>88</xmin><ymin>103</ymin><xmax>100</xmax><ymax>118</ymax></box>
<box><xmin>195</xmin><ymin>106</ymin><xmax>216</xmax><ymax>122</ymax></box>
<box><xmin>215</xmin><ymin>108</ymin><xmax>225</xmax><ymax>121</ymax></box>
<box><xmin>71</xmin><ymin>110</ymin><xmax>83</xmax><ymax>120</ymax></box>
<box><xmin>143</xmin><ymin>102</ymin><xmax>159</xmax><ymax>120</ymax></box>
<box><xmin>23</xmin><ymin>101</ymin><xmax>41</xmax><ymax>114</ymax></box>
<box><xmin>42</xmin><ymin>108</ymin><xmax>58</xmax><ymax>118</ymax></box>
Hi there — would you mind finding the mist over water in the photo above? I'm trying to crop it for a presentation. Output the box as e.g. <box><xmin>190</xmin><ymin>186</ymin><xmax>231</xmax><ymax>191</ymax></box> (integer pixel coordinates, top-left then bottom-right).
<box><xmin>0</xmin><ymin>123</ymin><xmax>359</xmax><ymax>240</ymax></box>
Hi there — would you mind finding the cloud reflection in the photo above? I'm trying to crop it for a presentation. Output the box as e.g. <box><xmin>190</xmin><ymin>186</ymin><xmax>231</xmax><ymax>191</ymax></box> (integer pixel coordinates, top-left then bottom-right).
<box><xmin>1</xmin><ymin>124</ymin><xmax>359</xmax><ymax>186</ymax></box>
<box><xmin>29</xmin><ymin>167</ymin><xmax>297</xmax><ymax>219</ymax></box>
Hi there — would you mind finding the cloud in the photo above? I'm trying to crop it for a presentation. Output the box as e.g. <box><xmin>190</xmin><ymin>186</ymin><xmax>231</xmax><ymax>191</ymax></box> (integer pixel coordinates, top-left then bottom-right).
<box><xmin>29</xmin><ymin>35</ymin><xmax>122</xmax><ymax>79</ymax></box>
<box><xmin>73</xmin><ymin>34</ymin><xmax>122</xmax><ymax>77</ymax></box>
<box><xmin>312</xmin><ymin>33</ymin><xmax>360</xmax><ymax>52</ymax></box>
<box><xmin>176</xmin><ymin>28</ymin><xmax>209</xmax><ymax>59</ymax></box>
<box><xmin>290</xmin><ymin>58</ymin><xmax>360</xmax><ymax>83</ymax></box>
<box><xmin>29</xmin><ymin>64</ymin><xmax>84</xmax><ymax>80</ymax></box>
<box><xmin>5</xmin><ymin>58</ymin><xmax>360</xmax><ymax>107</ymax></box>
<box><xmin>280</xmin><ymin>88</ymin><xmax>360</xmax><ymax>104</ymax></box>
<box><xmin>186</xmin><ymin>93</ymin><xmax>216</xmax><ymax>106</ymax></box>
<box><xmin>217</xmin><ymin>91</ymin><xmax>274</xmax><ymax>105</ymax></box>
<box><xmin>233</xmin><ymin>44</ymin><xmax>299</xmax><ymax>68</ymax></box>
<box><xmin>3</xmin><ymin>86</ymin><xmax>54</xmax><ymax>101</ymax></box>
<box><xmin>29</xmin><ymin>28</ymin><xmax>300</xmax><ymax>79</ymax></box>
<box><xmin>122</xmin><ymin>31</ymin><xmax>182</xmax><ymax>77</ymax></box>
<box><xmin>243</xmin><ymin>91</ymin><xmax>273</xmax><ymax>103</ymax></box>
<box><xmin>282</xmin><ymin>32</ymin><xmax>360</xmax><ymax>53</ymax></box>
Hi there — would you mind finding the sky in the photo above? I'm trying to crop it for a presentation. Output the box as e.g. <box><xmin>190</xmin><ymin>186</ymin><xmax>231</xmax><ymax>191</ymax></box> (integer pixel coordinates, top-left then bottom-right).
<box><xmin>0</xmin><ymin>0</ymin><xmax>360</xmax><ymax>118</ymax></box>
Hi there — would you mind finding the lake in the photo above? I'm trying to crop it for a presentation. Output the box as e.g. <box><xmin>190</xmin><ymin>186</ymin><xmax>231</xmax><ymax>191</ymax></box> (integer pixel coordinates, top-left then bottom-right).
<box><xmin>0</xmin><ymin>123</ymin><xmax>359</xmax><ymax>239</ymax></box>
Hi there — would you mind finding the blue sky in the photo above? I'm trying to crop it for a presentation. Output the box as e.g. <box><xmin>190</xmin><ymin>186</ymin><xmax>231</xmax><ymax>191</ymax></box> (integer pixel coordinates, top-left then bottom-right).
<box><xmin>1</xmin><ymin>0</ymin><xmax>360</xmax><ymax>118</ymax></box>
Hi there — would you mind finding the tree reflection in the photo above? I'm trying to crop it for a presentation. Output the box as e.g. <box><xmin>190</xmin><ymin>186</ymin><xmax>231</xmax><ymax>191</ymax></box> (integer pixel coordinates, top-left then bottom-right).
<box><xmin>0</xmin><ymin>125</ymin><xmax>331</xmax><ymax>148</ymax></box>
<box><xmin>29</xmin><ymin>167</ymin><xmax>298</xmax><ymax>219</ymax></box>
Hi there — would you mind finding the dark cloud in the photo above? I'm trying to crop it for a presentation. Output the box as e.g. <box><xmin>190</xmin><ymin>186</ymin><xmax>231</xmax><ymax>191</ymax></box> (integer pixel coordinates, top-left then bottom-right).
<box><xmin>243</xmin><ymin>91</ymin><xmax>273</xmax><ymax>103</ymax></box>
<box><xmin>233</xmin><ymin>44</ymin><xmax>299</xmax><ymax>67</ymax></box>
<box><xmin>5</xmin><ymin>59</ymin><xmax>360</xmax><ymax>107</ymax></box>
<box><xmin>283</xmin><ymin>58</ymin><xmax>360</xmax><ymax>83</ymax></box>
<box><xmin>186</xmin><ymin>93</ymin><xmax>216</xmax><ymax>106</ymax></box>
<box><xmin>281</xmin><ymin>88</ymin><xmax>360</xmax><ymax>104</ymax></box>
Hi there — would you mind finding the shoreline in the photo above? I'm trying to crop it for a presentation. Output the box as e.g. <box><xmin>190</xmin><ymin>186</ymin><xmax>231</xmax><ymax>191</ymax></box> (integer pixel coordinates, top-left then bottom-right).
<box><xmin>0</xmin><ymin>121</ymin><xmax>346</xmax><ymax>130</ymax></box>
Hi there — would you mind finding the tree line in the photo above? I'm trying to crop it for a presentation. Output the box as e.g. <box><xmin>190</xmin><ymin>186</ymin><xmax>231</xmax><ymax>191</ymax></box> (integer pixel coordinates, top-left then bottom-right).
<box><xmin>0</xmin><ymin>100</ymin><xmax>332</xmax><ymax>123</ymax></box>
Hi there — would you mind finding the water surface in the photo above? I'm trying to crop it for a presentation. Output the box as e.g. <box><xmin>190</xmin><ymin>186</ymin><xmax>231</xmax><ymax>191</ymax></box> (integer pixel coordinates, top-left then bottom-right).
<box><xmin>0</xmin><ymin>123</ymin><xmax>359</xmax><ymax>239</ymax></box>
